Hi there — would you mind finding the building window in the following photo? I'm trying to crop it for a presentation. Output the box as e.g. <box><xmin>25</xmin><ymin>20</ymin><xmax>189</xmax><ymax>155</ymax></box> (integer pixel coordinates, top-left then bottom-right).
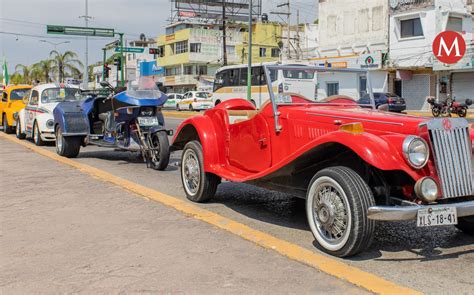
<box><xmin>446</xmin><ymin>16</ymin><xmax>463</xmax><ymax>32</ymax></box>
<box><xmin>327</xmin><ymin>15</ymin><xmax>337</xmax><ymax>35</ymax></box>
<box><xmin>196</xmin><ymin>65</ymin><xmax>207</xmax><ymax>75</ymax></box>
<box><xmin>184</xmin><ymin>66</ymin><xmax>193</xmax><ymax>75</ymax></box>
<box><xmin>359</xmin><ymin>76</ymin><xmax>367</xmax><ymax>98</ymax></box>
<box><xmin>400</xmin><ymin>18</ymin><xmax>423</xmax><ymax>38</ymax></box>
<box><xmin>157</xmin><ymin>46</ymin><xmax>164</xmax><ymax>57</ymax></box>
<box><xmin>175</xmin><ymin>41</ymin><xmax>188</xmax><ymax>54</ymax></box>
<box><xmin>372</xmin><ymin>6</ymin><xmax>383</xmax><ymax>31</ymax></box>
<box><xmin>226</xmin><ymin>45</ymin><xmax>236</xmax><ymax>56</ymax></box>
<box><xmin>327</xmin><ymin>82</ymin><xmax>339</xmax><ymax>96</ymax></box>
<box><xmin>190</xmin><ymin>43</ymin><xmax>201</xmax><ymax>53</ymax></box>
<box><xmin>259</xmin><ymin>47</ymin><xmax>267</xmax><ymax>57</ymax></box>
<box><xmin>271</xmin><ymin>48</ymin><xmax>280</xmax><ymax>57</ymax></box>
<box><xmin>358</xmin><ymin>9</ymin><xmax>369</xmax><ymax>33</ymax></box>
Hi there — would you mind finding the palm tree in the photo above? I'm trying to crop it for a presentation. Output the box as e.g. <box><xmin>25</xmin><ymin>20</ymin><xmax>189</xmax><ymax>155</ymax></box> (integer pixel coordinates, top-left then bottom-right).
<box><xmin>49</xmin><ymin>50</ymin><xmax>83</xmax><ymax>83</ymax></box>
<box><xmin>33</xmin><ymin>60</ymin><xmax>54</xmax><ymax>83</ymax></box>
<box><xmin>14</xmin><ymin>64</ymin><xmax>33</xmax><ymax>84</ymax></box>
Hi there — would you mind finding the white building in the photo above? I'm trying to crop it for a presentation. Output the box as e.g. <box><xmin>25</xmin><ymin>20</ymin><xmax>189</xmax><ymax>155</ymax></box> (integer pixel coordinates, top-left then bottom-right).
<box><xmin>315</xmin><ymin>0</ymin><xmax>389</xmax><ymax>99</ymax></box>
<box><xmin>389</xmin><ymin>0</ymin><xmax>473</xmax><ymax>109</ymax></box>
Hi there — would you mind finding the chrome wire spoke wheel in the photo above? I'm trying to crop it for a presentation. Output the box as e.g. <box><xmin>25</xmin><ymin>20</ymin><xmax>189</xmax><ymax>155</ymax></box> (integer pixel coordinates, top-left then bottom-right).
<box><xmin>150</xmin><ymin>135</ymin><xmax>161</xmax><ymax>164</ymax></box>
<box><xmin>182</xmin><ymin>149</ymin><xmax>200</xmax><ymax>196</ymax></box>
<box><xmin>307</xmin><ymin>175</ymin><xmax>352</xmax><ymax>252</ymax></box>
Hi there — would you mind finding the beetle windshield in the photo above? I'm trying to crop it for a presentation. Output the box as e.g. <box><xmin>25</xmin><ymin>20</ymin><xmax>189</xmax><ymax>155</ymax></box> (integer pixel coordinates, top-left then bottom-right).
<box><xmin>263</xmin><ymin>65</ymin><xmax>375</xmax><ymax>109</ymax></box>
<box><xmin>41</xmin><ymin>87</ymin><xmax>83</xmax><ymax>103</ymax></box>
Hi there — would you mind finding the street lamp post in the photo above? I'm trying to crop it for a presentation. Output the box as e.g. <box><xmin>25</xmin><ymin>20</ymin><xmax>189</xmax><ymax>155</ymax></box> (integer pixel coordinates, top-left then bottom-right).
<box><xmin>39</xmin><ymin>40</ymin><xmax>70</xmax><ymax>51</ymax></box>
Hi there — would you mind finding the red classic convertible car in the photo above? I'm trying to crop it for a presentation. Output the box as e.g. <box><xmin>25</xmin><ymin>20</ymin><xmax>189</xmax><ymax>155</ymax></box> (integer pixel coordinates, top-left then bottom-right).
<box><xmin>172</xmin><ymin>65</ymin><xmax>474</xmax><ymax>257</ymax></box>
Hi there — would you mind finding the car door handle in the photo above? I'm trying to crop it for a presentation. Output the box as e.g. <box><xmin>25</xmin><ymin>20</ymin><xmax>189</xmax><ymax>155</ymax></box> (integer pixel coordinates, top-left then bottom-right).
<box><xmin>333</xmin><ymin>120</ymin><xmax>343</xmax><ymax>126</ymax></box>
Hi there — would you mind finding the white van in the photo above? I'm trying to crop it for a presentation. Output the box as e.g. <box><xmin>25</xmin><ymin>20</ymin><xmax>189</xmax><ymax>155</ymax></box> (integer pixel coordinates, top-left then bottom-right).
<box><xmin>211</xmin><ymin>62</ymin><xmax>317</xmax><ymax>108</ymax></box>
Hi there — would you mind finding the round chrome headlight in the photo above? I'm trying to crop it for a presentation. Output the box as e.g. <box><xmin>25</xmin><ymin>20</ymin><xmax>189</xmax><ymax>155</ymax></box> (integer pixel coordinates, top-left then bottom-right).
<box><xmin>46</xmin><ymin>119</ymin><xmax>54</xmax><ymax>129</ymax></box>
<box><xmin>415</xmin><ymin>177</ymin><xmax>439</xmax><ymax>203</ymax></box>
<box><xmin>403</xmin><ymin>136</ymin><xmax>429</xmax><ymax>169</ymax></box>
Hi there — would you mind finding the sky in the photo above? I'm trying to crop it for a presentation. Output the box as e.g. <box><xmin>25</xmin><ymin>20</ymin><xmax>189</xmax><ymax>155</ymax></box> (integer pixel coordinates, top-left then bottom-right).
<box><xmin>0</xmin><ymin>0</ymin><xmax>318</xmax><ymax>73</ymax></box>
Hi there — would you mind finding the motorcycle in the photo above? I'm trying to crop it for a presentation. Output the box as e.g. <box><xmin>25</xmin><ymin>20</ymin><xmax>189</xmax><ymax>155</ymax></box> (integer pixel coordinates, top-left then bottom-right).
<box><xmin>427</xmin><ymin>97</ymin><xmax>444</xmax><ymax>117</ymax></box>
<box><xmin>427</xmin><ymin>97</ymin><xmax>472</xmax><ymax>118</ymax></box>
<box><xmin>53</xmin><ymin>77</ymin><xmax>172</xmax><ymax>170</ymax></box>
<box><xmin>450</xmin><ymin>98</ymin><xmax>472</xmax><ymax>118</ymax></box>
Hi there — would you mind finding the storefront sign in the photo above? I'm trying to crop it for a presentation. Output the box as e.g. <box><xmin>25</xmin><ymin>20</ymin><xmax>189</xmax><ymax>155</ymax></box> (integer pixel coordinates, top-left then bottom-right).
<box><xmin>140</xmin><ymin>61</ymin><xmax>164</xmax><ymax>76</ymax></box>
<box><xmin>165</xmin><ymin>34</ymin><xmax>175</xmax><ymax>42</ymax></box>
<box><xmin>359</xmin><ymin>53</ymin><xmax>382</xmax><ymax>70</ymax></box>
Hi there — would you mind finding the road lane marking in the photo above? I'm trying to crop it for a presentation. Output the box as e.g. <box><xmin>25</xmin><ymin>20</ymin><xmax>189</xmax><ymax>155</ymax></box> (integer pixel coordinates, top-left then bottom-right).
<box><xmin>0</xmin><ymin>133</ymin><xmax>421</xmax><ymax>295</ymax></box>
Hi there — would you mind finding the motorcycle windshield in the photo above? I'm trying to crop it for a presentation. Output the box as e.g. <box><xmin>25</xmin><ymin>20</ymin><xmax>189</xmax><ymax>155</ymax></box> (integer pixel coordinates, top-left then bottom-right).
<box><xmin>113</xmin><ymin>76</ymin><xmax>168</xmax><ymax>106</ymax></box>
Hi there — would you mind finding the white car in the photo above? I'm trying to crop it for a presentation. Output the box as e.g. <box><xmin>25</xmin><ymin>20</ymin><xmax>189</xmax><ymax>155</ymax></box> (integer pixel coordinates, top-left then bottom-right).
<box><xmin>177</xmin><ymin>91</ymin><xmax>213</xmax><ymax>111</ymax></box>
<box><xmin>16</xmin><ymin>83</ymin><xmax>81</xmax><ymax>145</ymax></box>
<box><xmin>163</xmin><ymin>93</ymin><xmax>183</xmax><ymax>109</ymax></box>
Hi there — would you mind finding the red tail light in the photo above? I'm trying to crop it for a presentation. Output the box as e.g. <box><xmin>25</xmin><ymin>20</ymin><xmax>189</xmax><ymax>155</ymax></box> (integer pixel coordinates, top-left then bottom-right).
<box><xmin>388</xmin><ymin>98</ymin><xmax>395</xmax><ymax>104</ymax></box>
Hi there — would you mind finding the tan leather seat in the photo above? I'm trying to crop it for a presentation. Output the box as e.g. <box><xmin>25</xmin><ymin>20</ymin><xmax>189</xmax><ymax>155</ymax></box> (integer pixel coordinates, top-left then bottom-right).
<box><xmin>227</xmin><ymin>110</ymin><xmax>259</xmax><ymax>124</ymax></box>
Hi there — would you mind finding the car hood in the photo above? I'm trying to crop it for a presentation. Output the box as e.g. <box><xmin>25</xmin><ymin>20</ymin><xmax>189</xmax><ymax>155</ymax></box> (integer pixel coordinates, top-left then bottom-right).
<box><xmin>40</xmin><ymin>103</ymin><xmax>60</xmax><ymax>114</ymax></box>
<box><xmin>285</xmin><ymin>105</ymin><xmax>428</xmax><ymax>135</ymax></box>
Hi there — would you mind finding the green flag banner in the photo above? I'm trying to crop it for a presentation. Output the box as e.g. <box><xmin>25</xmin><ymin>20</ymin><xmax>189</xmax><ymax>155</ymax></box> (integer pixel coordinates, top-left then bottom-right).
<box><xmin>2</xmin><ymin>57</ymin><xmax>9</xmax><ymax>86</ymax></box>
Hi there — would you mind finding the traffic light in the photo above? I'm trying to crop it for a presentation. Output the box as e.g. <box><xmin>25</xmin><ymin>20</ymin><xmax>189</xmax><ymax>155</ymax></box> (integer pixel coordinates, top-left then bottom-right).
<box><xmin>114</xmin><ymin>57</ymin><xmax>121</xmax><ymax>69</ymax></box>
<box><xmin>103</xmin><ymin>63</ymin><xmax>111</xmax><ymax>79</ymax></box>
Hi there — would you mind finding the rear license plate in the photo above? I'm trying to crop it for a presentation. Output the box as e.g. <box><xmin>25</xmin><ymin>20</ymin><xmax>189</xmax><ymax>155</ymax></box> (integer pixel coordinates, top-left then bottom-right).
<box><xmin>137</xmin><ymin>117</ymin><xmax>159</xmax><ymax>127</ymax></box>
<box><xmin>417</xmin><ymin>206</ymin><xmax>457</xmax><ymax>227</ymax></box>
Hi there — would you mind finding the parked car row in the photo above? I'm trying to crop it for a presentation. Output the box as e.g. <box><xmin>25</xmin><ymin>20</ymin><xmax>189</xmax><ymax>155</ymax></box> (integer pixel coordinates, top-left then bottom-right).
<box><xmin>2</xmin><ymin>65</ymin><xmax>473</xmax><ymax>258</ymax></box>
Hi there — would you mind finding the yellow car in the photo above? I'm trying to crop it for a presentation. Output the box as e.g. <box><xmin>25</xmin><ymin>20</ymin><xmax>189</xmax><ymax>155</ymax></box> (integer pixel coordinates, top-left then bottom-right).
<box><xmin>1</xmin><ymin>85</ymin><xmax>32</xmax><ymax>134</ymax></box>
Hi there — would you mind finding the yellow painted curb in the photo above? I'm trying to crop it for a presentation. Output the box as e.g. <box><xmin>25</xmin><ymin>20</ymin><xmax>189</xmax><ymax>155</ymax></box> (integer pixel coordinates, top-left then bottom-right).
<box><xmin>0</xmin><ymin>133</ymin><xmax>422</xmax><ymax>295</ymax></box>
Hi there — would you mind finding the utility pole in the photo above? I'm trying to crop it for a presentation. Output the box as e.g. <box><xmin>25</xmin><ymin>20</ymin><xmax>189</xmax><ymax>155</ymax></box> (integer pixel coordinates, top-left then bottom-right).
<box><xmin>222</xmin><ymin>1</ymin><xmax>228</xmax><ymax>66</ymax></box>
<box><xmin>247</xmin><ymin>0</ymin><xmax>253</xmax><ymax>101</ymax></box>
<box><xmin>271</xmin><ymin>1</ymin><xmax>292</xmax><ymax>60</ymax></box>
<box><xmin>79</xmin><ymin>0</ymin><xmax>92</xmax><ymax>89</ymax></box>
<box><xmin>101</xmin><ymin>48</ymin><xmax>106</xmax><ymax>81</ymax></box>
<box><xmin>296</xmin><ymin>10</ymin><xmax>301</xmax><ymax>60</ymax></box>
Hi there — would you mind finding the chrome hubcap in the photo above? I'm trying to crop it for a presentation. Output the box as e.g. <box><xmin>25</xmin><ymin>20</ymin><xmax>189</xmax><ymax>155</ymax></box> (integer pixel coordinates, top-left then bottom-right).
<box><xmin>182</xmin><ymin>150</ymin><xmax>200</xmax><ymax>195</ymax></box>
<box><xmin>56</xmin><ymin>129</ymin><xmax>63</xmax><ymax>152</ymax></box>
<box><xmin>313</xmin><ymin>183</ymin><xmax>349</xmax><ymax>245</ymax></box>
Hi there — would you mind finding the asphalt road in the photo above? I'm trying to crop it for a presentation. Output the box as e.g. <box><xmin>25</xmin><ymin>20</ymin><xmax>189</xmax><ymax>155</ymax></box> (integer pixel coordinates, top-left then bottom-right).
<box><xmin>2</xmin><ymin>116</ymin><xmax>474</xmax><ymax>294</ymax></box>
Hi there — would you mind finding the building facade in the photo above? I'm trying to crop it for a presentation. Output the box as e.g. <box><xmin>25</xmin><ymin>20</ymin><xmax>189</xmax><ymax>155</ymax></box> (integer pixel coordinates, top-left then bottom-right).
<box><xmin>388</xmin><ymin>0</ymin><xmax>473</xmax><ymax>109</ymax></box>
<box><xmin>156</xmin><ymin>21</ymin><xmax>283</xmax><ymax>93</ymax></box>
<box><xmin>315</xmin><ymin>0</ymin><xmax>390</xmax><ymax>100</ymax></box>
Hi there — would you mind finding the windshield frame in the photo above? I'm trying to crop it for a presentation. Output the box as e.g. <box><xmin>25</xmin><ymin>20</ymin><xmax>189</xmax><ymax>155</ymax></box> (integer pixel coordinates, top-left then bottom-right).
<box><xmin>263</xmin><ymin>65</ymin><xmax>375</xmax><ymax>132</ymax></box>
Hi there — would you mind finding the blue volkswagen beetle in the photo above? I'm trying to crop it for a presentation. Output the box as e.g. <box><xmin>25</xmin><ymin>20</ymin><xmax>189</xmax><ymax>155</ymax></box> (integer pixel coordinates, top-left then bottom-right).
<box><xmin>53</xmin><ymin>78</ymin><xmax>172</xmax><ymax>170</ymax></box>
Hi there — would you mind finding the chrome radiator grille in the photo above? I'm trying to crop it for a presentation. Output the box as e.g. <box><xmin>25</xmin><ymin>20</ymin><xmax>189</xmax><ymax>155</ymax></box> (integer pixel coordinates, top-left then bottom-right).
<box><xmin>427</xmin><ymin>119</ymin><xmax>474</xmax><ymax>199</ymax></box>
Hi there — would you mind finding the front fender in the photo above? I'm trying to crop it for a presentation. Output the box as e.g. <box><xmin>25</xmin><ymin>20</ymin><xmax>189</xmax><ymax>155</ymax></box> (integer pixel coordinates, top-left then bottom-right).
<box><xmin>305</xmin><ymin>131</ymin><xmax>422</xmax><ymax>180</ymax></box>
<box><xmin>172</xmin><ymin>114</ymin><xmax>224</xmax><ymax>171</ymax></box>
<box><xmin>35</xmin><ymin>113</ymin><xmax>55</xmax><ymax>132</ymax></box>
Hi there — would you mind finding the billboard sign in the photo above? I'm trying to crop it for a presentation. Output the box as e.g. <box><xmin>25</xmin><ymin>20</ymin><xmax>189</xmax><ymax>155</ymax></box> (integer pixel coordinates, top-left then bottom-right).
<box><xmin>172</xmin><ymin>0</ymin><xmax>261</xmax><ymax>21</ymax></box>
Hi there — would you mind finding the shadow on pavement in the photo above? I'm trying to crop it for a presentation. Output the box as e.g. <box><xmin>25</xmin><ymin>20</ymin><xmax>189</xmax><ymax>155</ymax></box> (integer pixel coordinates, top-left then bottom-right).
<box><xmin>211</xmin><ymin>182</ymin><xmax>474</xmax><ymax>261</ymax></box>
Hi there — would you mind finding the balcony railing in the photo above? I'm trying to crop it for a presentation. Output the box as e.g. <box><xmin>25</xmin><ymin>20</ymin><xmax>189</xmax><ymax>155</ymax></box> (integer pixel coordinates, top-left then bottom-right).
<box><xmin>391</xmin><ymin>0</ymin><xmax>434</xmax><ymax>12</ymax></box>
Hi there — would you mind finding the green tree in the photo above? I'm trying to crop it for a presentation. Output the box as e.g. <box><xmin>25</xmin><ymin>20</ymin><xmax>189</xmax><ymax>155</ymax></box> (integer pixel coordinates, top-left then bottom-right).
<box><xmin>14</xmin><ymin>64</ymin><xmax>33</xmax><ymax>84</ymax></box>
<box><xmin>33</xmin><ymin>59</ymin><xmax>54</xmax><ymax>83</ymax></box>
<box><xmin>49</xmin><ymin>50</ymin><xmax>83</xmax><ymax>83</ymax></box>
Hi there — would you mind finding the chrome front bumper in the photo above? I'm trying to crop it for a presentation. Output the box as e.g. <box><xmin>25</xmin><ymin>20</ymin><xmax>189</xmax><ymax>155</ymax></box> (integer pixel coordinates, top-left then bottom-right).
<box><xmin>368</xmin><ymin>200</ymin><xmax>474</xmax><ymax>221</ymax></box>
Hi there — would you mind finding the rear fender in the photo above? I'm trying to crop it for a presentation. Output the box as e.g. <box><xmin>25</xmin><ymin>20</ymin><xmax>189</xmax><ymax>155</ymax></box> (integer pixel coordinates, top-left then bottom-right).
<box><xmin>172</xmin><ymin>113</ymin><xmax>226</xmax><ymax>171</ymax></box>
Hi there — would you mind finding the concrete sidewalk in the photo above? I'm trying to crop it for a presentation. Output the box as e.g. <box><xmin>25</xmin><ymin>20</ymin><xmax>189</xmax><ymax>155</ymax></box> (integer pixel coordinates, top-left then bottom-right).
<box><xmin>0</xmin><ymin>138</ymin><xmax>365</xmax><ymax>294</ymax></box>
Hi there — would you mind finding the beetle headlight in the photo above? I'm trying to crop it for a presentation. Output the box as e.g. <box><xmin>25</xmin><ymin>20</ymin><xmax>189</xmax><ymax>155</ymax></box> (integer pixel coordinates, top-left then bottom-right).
<box><xmin>46</xmin><ymin>119</ymin><xmax>54</xmax><ymax>129</ymax></box>
<box><xmin>403</xmin><ymin>136</ymin><xmax>429</xmax><ymax>169</ymax></box>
